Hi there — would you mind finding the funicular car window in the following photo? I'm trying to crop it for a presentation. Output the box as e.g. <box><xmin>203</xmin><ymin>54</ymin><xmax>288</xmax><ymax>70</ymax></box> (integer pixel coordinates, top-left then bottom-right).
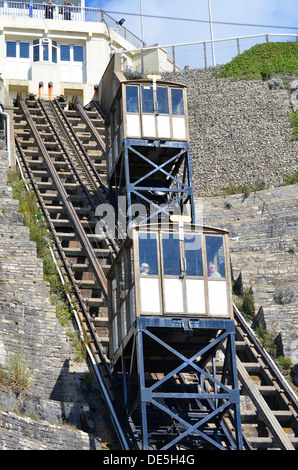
<box><xmin>184</xmin><ymin>234</ymin><xmax>203</xmax><ymax>276</ymax></box>
<box><xmin>138</xmin><ymin>233</ymin><xmax>158</xmax><ymax>275</ymax></box>
<box><xmin>126</xmin><ymin>86</ymin><xmax>139</xmax><ymax>113</ymax></box>
<box><xmin>162</xmin><ymin>233</ymin><xmax>180</xmax><ymax>276</ymax></box>
<box><xmin>142</xmin><ymin>86</ymin><xmax>154</xmax><ymax>113</ymax></box>
<box><xmin>171</xmin><ymin>88</ymin><xmax>184</xmax><ymax>115</ymax></box>
<box><xmin>156</xmin><ymin>87</ymin><xmax>169</xmax><ymax>114</ymax></box>
<box><xmin>206</xmin><ymin>236</ymin><xmax>226</xmax><ymax>278</ymax></box>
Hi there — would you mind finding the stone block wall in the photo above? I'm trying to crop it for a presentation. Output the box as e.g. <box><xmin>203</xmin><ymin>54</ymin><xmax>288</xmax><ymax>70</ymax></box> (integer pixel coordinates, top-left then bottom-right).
<box><xmin>0</xmin><ymin>152</ymin><xmax>116</xmax><ymax>449</ymax></box>
<box><xmin>200</xmin><ymin>183</ymin><xmax>298</xmax><ymax>363</ymax></box>
<box><xmin>162</xmin><ymin>68</ymin><xmax>298</xmax><ymax>197</ymax></box>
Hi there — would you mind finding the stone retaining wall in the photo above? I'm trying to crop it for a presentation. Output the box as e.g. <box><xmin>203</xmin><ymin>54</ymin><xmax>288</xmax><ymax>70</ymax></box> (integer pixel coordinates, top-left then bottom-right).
<box><xmin>200</xmin><ymin>183</ymin><xmax>298</xmax><ymax>363</ymax></box>
<box><xmin>0</xmin><ymin>153</ymin><xmax>115</xmax><ymax>449</ymax></box>
<box><xmin>162</xmin><ymin>68</ymin><xmax>298</xmax><ymax>197</ymax></box>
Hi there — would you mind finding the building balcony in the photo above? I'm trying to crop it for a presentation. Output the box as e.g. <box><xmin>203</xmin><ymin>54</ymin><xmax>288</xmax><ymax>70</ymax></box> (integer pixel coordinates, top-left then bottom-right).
<box><xmin>0</xmin><ymin>1</ymin><xmax>145</xmax><ymax>49</ymax></box>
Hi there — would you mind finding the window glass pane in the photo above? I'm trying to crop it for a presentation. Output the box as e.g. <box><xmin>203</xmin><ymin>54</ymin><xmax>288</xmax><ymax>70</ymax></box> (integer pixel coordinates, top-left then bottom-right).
<box><xmin>157</xmin><ymin>87</ymin><xmax>169</xmax><ymax>114</ymax></box>
<box><xmin>162</xmin><ymin>233</ymin><xmax>180</xmax><ymax>276</ymax></box>
<box><xmin>185</xmin><ymin>234</ymin><xmax>203</xmax><ymax>276</ymax></box>
<box><xmin>60</xmin><ymin>45</ymin><xmax>70</xmax><ymax>61</ymax></box>
<box><xmin>206</xmin><ymin>236</ymin><xmax>226</xmax><ymax>278</ymax></box>
<box><xmin>20</xmin><ymin>43</ymin><xmax>29</xmax><ymax>59</ymax></box>
<box><xmin>126</xmin><ymin>86</ymin><xmax>139</xmax><ymax>113</ymax></box>
<box><xmin>171</xmin><ymin>88</ymin><xmax>184</xmax><ymax>115</ymax></box>
<box><xmin>43</xmin><ymin>44</ymin><xmax>49</xmax><ymax>61</ymax></box>
<box><xmin>33</xmin><ymin>45</ymin><xmax>39</xmax><ymax>62</ymax></box>
<box><xmin>6</xmin><ymin>42</ymin><xmax>16</xmax><ymax>57</ymax></box>
<box><xmin>73</xmin><ymin>45</ymin><xmax>83</xmax><ymax>62</ymax></box>
<box><xmin>142</xmin><ymin>86</ymin><xmax>154</xmax><ymax>113</ymax></box>
<box><xmin>52</xmin><ymin>46</ymin><xmax>57</xmax><ymax>63</ymax></box>
<box><xmin>138</xmin><ymin>233</ymin><xmax>158</xmax><ymax>275</ymax></box>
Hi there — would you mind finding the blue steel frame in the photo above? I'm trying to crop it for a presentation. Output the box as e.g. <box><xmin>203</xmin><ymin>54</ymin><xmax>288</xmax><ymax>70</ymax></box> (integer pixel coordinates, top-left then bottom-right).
<box><xmin>113</xmin><ymin>316</ymin><xmax>243</xmax><ymax>450</ymax></box>
<box><xmin>110</xmin><ymin>139</ymin><xmax>195</xmax><ymax>227</ymax></box>
<box><xmin>107</xmin><ymin>81</ymin><xmax>243</xmax><ymax>449</ymax></box>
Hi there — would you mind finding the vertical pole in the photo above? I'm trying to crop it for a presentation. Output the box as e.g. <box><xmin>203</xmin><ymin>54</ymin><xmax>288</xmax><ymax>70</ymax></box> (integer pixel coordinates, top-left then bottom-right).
<box><xmin>136</xmin><ymin>328</ymin><xmax>148</xmax><ymax>449</ymax></box>
<box><xmin>141</xmin><ymin>49</ymin><xmax>144</xmax><ymax>74</ymax></box>
<box><xmin>124</xmin><ymin>143</ymin><xmax>132</xmax><ymax>227</ymax></box>
<box><xmin>140</xmin><ymin>0</ymin><xmax>145</xmax><ymax>45</ymax></box>
<box><xmin>229</xmin><ymin>326</ymin><xmax>244</xmax><ymax>450</ymax></box>
<box><xmin>172</xmin><ymin>45</ymin><xmax>176</xmax><ymax>72</ymax></box>
<box><xmin>237</xmin><ymin>38</ymin><xmax>240</xmax><ymax>55</ymax></box>
<box><xmin>208</xmin><ymin>0</ymin><xmax>216</xmax><ymax>66</ymax></box>
<box><xmin>203</xmin><ymin>42</ymin><xmax>207</xmax><ymax>69</ymax></box>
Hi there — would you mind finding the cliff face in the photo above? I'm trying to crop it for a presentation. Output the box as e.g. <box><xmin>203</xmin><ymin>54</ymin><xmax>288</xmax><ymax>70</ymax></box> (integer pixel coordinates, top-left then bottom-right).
<box><xmin>162</xmin><ymin>68</ymin><xmax>298</xmax><ymax>197</ymax></box>
<box><xmin>0</xmin><ymin>153</ymin><xmax>115</xmax><ymax>449</ymax></box>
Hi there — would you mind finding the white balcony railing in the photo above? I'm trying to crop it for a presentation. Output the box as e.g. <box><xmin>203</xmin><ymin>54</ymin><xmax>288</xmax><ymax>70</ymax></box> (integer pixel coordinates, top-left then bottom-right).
<box><xmin>0</xmin><ymin>1</ymin><xmax>145</xmax><ymax>49</ymax></box>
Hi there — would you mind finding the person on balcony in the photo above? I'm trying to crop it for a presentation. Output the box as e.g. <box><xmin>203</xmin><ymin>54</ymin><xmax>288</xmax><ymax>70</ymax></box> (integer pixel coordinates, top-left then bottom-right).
<box><xmin>43</xmin><ymin>0</ymin><xmax>55</xmax><ymax>19</ymax></box>
<box><xmin>59</xmin><ymin>1</ymin><xmax>73</xmax><ymax>20</ymax></box>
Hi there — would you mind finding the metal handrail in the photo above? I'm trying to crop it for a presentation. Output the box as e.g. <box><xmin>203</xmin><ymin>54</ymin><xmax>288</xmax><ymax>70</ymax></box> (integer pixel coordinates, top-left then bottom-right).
<box><xmin>120</xmin><ymin>32</ymin><xmax>298</xmax><ymax>72</ymax></box>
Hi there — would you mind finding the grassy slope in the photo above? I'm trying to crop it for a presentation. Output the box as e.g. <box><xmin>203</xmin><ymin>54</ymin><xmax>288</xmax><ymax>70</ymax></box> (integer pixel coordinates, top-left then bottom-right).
<box><xmin>216</xmin><ymin>41</ymin><xmax>298</xmax><ymax>80</ymax></box>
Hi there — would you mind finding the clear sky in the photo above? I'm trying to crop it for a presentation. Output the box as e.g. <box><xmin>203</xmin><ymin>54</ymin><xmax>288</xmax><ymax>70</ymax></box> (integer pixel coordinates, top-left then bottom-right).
<box><xmin>85</xmin><ymin>1</ymin><xmax>298</xmax><ymax>67</ymax></box>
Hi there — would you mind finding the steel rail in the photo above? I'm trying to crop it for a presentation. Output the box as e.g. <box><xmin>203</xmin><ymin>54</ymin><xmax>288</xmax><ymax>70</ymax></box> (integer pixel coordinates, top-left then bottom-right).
<box><xmin>52</xmin><ymin>98</ymin><xmax>108</xmax><ymax>197</ymax></box>
<box><xmin>233</xmin><ymin>304</ymin><xmax>298</xmax><ymax>450</ymax></box>
<box><xmin>234</xmin><ymin>304</ymin><xmax>298</xmax><ymax>410</ymax></box>
<box><xmin>74</xmin><ymin>96</ymin><xmax>106</xmax><ymax>153</ymax></box>
<box><xmin>14</xmin><ymin>132</ymin><xmax>132</xmax><ymax>452</ymax></box>
<box><xmin>18</xmin><ymin>93</ymin><xmax>109</xmax><ymax>300</ymax></box>
<box><xmin>39</xmin><ymin>98</ymin><xmax>119</xmax><ymax>256</ymax></box>
<box><xmin>52</xmin><ymin>98</ymin><xmax>128</xmax><ymax>246</ymax></box>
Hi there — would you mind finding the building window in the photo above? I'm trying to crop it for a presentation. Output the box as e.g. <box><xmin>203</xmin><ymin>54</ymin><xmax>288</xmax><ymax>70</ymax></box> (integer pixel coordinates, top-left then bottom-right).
<box><xmin>52</xmin><ymin>40</ymin><xmax>57</xmax><ymax>63</ymax></box>
<box><xmin>6</xmin><ymin>41</ymin><xmax>16</xmax><ymax>57</ymax></box>
<box><xmin>73</xmin><ymin>45</ymin><xmax>83</xmax><ymax>62</ymax></box>
<box><xmin>43</xmin><ymin>44</ymin><xmax>49</xmax><ymax>61</ymax></box>
<box><xmin>60</xmin><ymin>45</ymin><xmax>70</xmax><ymax>61</ymax></box>
<box><xmin>20</xmin><ymin>43</ymin><xmax>30</xmax><ymax>59</ymax></box>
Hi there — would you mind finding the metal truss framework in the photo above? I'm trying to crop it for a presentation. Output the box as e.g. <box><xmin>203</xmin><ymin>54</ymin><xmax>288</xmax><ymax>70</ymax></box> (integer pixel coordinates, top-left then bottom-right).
<box><xmin>113</xmin><ymin>317</ymin><xmax>243</xmax><ymax>450</ymax></box>
<box><xmin>110</xmin><ymin>139</ymin><xmax>195</xmax><ymax>227</ymax></box>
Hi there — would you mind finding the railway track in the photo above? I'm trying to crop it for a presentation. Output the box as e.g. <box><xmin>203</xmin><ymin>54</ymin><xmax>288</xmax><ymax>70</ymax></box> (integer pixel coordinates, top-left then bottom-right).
<box><xmin>12</xmin><ymin>94</ymin><xmax>298</xmax><ymax>450</ymax></box>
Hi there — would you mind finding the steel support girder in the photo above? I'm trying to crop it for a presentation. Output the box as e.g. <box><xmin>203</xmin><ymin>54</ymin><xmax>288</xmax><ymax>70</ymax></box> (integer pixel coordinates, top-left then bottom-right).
<box><xmin>120</xmin><ymin>140</ymin><xmax>195</xmax><ymax>225</ymax></box>
<box><xmin>116</xmin><ymin>317</ymin><xmax>243</xmax><ymax>450</ymax></box>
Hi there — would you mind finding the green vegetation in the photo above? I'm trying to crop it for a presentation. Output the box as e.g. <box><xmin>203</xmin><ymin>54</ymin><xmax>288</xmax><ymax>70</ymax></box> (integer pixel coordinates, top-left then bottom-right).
<box><xmin>1</xmin><ymin>351</ymin><xmax>35</xmax><ymax>405</ymax></box>
<box><xmin>277</xmin><ymin>355</ymin><xmax>293</xmax><ymax>371</ymax></box>
<box><xmin>287</xmin><ymin>110</ymin><xmax>298</xmax><ymax>141</ymax></box>
<box><xmin>7</xmin><ymin>168</ymin><xmax>73</xmax><ymax>327</ymax></box>
<box><xmin>283</xmin><ymin>170</ymin><xmax>298</xmax><ymax>185</ymax></box>
<box><xmin>254</xmin><ymin>323</ymin><xmax>277</xmax><ymax>357</ymax></box>
<box><xmin>221</xmin><ymin>180</ymin><xmax>267</xmax><ymax>197</ymax></box>
<box><xmin>216</xmin><ymin>41</ymin><xmax>298</xmax><ymax>80</ymax></box>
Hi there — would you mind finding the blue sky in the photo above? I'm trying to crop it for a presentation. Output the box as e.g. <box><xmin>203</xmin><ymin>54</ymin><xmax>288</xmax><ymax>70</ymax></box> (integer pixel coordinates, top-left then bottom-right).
<box><xmin>85</xmin><ymin>1</ymin><xmax>298</xmax><ymax>67</ymax></box>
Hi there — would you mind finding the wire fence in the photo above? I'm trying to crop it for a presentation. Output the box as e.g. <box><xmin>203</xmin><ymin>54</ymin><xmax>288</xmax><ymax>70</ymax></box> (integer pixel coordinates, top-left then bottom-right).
<box><xmin>121</xmin><ymin>33</ymin><xmax>298</xmax><ymax>73</ymax></box>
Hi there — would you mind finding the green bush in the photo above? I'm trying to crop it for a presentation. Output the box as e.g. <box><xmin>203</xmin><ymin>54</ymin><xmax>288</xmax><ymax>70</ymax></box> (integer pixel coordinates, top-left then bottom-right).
<box><xmin>277</xmin><ymin>355</ymin><xmax>293</xmax><ymax>371</ymax></box>
<box><xmin>3</xmin><ymin>351</ymin><xmax>35</xmax><ymax>399</ymax></box>
<box><xmin>216</xmin><ymin>42</ymin><xmax>298</xmax><ymax>80</ymax></box>
<box><xmin>242</xmin><ymin>288</ymin><xmax>255</xmax><ymax>317</ymax></box>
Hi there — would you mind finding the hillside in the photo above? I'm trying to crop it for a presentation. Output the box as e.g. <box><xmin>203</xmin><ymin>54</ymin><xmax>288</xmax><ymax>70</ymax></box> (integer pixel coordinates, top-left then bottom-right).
<box><xmin>217</xmin><ymin>41</ymin><xmax>298</xmax><ymax>80</ymax></box>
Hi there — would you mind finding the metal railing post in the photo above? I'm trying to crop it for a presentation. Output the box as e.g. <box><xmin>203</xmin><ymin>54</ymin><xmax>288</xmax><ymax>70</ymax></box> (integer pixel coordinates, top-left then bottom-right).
<box><xmin>172</xmin><ymin>45</ymin><xmax>176</xmax><ymax>72</ymax></box>
<box><xmin>237</xmin><ymin>37</ymin><xmax>240</xmax><ymax>55</ymax></box>
<box><xmin>203</xmin><ymin>42</ymin><xmax>207</xmax><ymax>69</ymax></box>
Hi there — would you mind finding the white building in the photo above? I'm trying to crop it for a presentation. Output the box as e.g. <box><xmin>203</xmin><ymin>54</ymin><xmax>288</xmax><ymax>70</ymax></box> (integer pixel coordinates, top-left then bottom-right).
<box><xmin>0</xmin><ymin>1</ymin><xmax>176</xmax><ymax>105</ymax></box>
